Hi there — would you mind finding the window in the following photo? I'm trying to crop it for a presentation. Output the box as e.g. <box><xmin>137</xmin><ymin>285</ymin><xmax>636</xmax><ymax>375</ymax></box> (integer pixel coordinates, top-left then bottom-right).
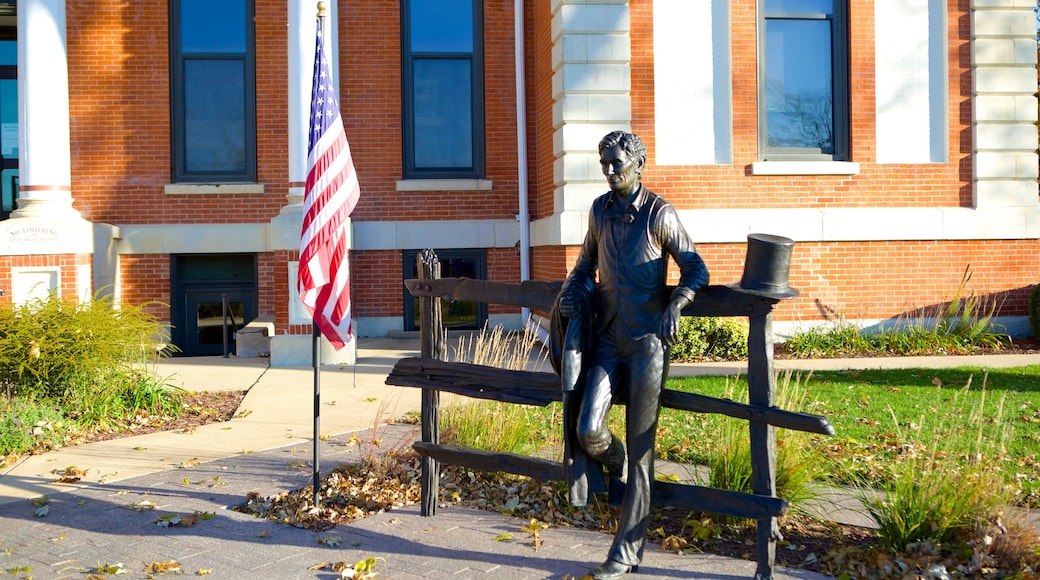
<box><xmin>402</xmin><ymin>249</ymin><xmax>487</xmax><ymax>332</ymax></box>
<box><xmin>402</xmin><ymin>0</ymin><xmax>484</xmax><ymax>179</ymax></box>
<box><xmin>759</xmin><ymin>0</ymin><xmax>848</xmax><ymax>161</ymax></box>
<box><xmin>170</xmin><ymin>0</ymin><xmax>256</xmax><ymax>182</ymax></box>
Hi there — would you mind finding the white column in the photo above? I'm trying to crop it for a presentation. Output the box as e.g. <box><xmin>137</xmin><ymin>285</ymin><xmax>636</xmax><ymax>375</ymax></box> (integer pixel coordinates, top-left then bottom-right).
<box><xmin>1</xmin><ymin>0</ymin><xmax>91</xmax><ymax>265</ymax></box>
<box><xmin>544</xmin><ymin>0</ymin><xmax>632</xmax><ymax>247</ymax></box>
<box><xmin>971</xmin><ymin>0</ymin><xmax>1039</xmax><ymax>208</ymax></box>
<box><xmin>272</xmin><ymin>0</ymin><xmax>342</xmax><ymax>251</ymax></box>
<box><xmin>271</xmin><ymin>0</ymin><xmax>354</xmax><ymax>367</ymax></box>
<box><xmin>14</xmin><ymin>0</ymin><xmax>77</xmax><ymax>219</ymax></box>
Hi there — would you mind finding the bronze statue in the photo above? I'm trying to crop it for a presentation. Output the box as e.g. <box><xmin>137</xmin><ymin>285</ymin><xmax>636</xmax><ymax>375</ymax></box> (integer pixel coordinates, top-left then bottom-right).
<box><xmin>551</xmin><ymin>131</ymin><xmax>709</xmax><ymax>579</ymax></box>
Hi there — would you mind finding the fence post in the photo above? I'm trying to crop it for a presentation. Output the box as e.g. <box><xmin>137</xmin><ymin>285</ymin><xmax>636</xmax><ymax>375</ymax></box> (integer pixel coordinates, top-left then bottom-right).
<box><xmin>418</xmin><ymin>249</ymin><xmax>447</xmax><ymax>516</ymax></box>
<box><xmin>747</xmin><ymin>309</ymin><xmax>778</xmax><ymax>579</ymax></box>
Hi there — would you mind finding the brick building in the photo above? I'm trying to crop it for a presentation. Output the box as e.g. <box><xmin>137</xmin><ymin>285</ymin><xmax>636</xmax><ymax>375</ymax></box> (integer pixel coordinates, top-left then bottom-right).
<box><xmin>1</xmin><ymin>0</ymin><xmax>1037</xmax><ymax>365</ymax></box>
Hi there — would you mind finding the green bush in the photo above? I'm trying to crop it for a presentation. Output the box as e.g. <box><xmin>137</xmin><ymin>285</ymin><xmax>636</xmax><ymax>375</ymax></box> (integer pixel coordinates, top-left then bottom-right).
<box><xmin>0</xmin><ymin>398</ymin><xmax>67</xmax><ymax>456</ymax></box>
<box><xmin>669</xmin><ymin>317</ymin><xmax>749</xmax><ymax>362</ymax></box>
<box><xmin>1030</xmin><ymin>282</ymin><xmax>1040</xmax><ymax>339</ymax></box>
<box><xmin>0</xmin><ymin>292</ymin><xmax>169</xmax><ymax>400</ymax></box>
<box><xmin>0</xmin><ymin>292</ymin><xmax>183</xmax><ymax>453</ymax></box>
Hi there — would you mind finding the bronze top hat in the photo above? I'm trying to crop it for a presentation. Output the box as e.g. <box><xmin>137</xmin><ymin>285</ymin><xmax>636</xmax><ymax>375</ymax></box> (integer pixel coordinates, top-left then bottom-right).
<box><xmin>728</xmin><ymin>233</ymin><xmax>800</xmax><ymax>300</ymax></box>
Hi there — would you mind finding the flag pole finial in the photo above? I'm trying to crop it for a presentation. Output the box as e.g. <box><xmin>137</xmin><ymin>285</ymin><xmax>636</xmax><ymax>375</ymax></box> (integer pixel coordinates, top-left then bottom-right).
<box><xmin>317</xmin><ymin>1</ymin><xmax>328</xmax><ymax>17</ymax></box>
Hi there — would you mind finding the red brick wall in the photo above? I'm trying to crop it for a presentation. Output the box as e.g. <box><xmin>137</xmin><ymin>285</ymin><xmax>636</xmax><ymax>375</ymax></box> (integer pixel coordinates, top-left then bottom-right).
<box><xmin>118</xmin><ymin>254</ymin><xmax>170</xmax><ymax>321</ymax></box>
<box><xmin>341</xmin><ymin>1</ymin><xmax>521</xmax><ymax>223</ymax></box>
<box><xmin>65</xmin><ymin>1</ymin><xmax>288</xmax><ymax>225</ymax></box>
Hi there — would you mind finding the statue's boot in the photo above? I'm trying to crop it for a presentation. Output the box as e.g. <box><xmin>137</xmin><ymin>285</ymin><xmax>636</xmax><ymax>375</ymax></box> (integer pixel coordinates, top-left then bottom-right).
<box><xmin>590</xmin><ymin>560</ymin><xmax>637</xmax><ymax>579</ymax></box>
<box><xmin>603</xmin><ymin>434</ymin><xmax>627</xmax><ymax>506</ymax></box>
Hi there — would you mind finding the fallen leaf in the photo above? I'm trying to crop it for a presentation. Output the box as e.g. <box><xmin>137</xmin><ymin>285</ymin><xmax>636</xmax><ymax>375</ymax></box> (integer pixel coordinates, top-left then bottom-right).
<box><xmin>145</xmin><ymin>560</ymin><xmax>182</xmax><ymax>574</ymax></box>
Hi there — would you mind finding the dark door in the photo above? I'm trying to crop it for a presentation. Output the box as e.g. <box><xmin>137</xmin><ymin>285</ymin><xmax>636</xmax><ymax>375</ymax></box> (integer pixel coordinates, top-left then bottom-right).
<box><xmin>171</xmin><ymin>254</ymin><xmax>258</xmax><ymax>356</ymax></box>
<box><xmin>182</xmin><ymin>291</ymin><xmax>254</xmax><ymax>356</ymax></box>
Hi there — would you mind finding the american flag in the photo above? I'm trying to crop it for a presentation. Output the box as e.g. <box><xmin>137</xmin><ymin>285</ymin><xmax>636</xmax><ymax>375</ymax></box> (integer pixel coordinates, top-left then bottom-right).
<box><xmin>298</xmin><ymin>16</ymin><xmax>360</xmax><ymax>350</ymax></box>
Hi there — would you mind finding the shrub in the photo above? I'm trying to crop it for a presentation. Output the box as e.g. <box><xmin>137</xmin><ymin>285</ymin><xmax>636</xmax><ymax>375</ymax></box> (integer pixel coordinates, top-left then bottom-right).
<box><xmin>0</xmin><ymin>398</ymin><xmax>67</xmax><ymax>456</ymax></box>
<box><xmin>0</xmin><ymin>291</ymin><xmax>182</xmax><ymax>452</ymax></box>
<box><xmin>669</xmin><ymin>317</ymin><xmax>749</xmax><ymax>362</ymax></box>
<box><xmin>0</xmin><ymin>291</ymin><xmax>170</xmax><ymax>401</ymax></box>
<box><xmin>1030</xmin><ymin>282</ymin><xmax>1040</xmax><ymax>339</ymax></box>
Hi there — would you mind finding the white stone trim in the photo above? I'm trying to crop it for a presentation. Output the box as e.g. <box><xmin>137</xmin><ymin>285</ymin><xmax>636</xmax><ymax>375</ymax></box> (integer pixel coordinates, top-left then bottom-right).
<box><xmin>116</xmin><ymin>223</ymin><xmax>270</xmax><ymax>254</ymax></box>
<box><xmin>11</xmin><ymin>266</ymin><xmax>60</xmax><ymax>304</ymax></box>
<box><xmin>351</xmin><ymin>219</ymin><xmax>520</xmax><ymax>251</ymax></box>
<box><xmin>530</xmin><ymin>206</ymin><xmax>1040</xmax><ymax>246</ymax></box>
<box><xmin>653</xmin><ymin>0</ymin><xmax>731</xmax><ymax>166</ymax></box>
<box><xmin>971</xmin><ymin>2</ymin><xmax>1039</xmax><ymax>208</ymax></box>
<box><xmin>874</xmin><ymin>0</ymin><xmax>947</xmax><ymax>164</ymax></box>
<box><xmin>749</xmin><ymin>161</ymin><xmax>860</xmax><ymax>176</ymax></box>
<box><xmin>394</xmin><ymin>179</ymin><xmax>493</xmax><ymax>192</ymax></box>
<box><xmin>163</xmin><ymin>183</ymin><xmax>266</xmax><ymax>195</ymax></box>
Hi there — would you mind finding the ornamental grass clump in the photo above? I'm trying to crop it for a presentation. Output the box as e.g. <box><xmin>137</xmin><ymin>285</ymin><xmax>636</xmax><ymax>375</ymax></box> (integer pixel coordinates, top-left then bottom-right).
<box><xmin>703</xmin><ymin>372</ymin><xmax>824</xmax><ymax>524</ymax></box>
<box><xmin>782</xmin><ymin>266</ymin><xmax>1009</xmax><ymax>358</ymax></box>
<box><xmin>854</xmin><ymin>376</ymin><xmax>1012</xmax><ymax>552</ymax></box>
<box><xmin>441</xmin><ymin>324</ymin><xmax>560</xmax><ymax>458</ymax></box>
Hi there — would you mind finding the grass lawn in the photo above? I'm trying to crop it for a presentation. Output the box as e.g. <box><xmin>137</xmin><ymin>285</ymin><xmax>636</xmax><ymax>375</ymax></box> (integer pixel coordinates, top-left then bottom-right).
<box><xmin>663</xmin><ymin>364</ymin><xmax>1040</xmax><ymax>507</ymax></box>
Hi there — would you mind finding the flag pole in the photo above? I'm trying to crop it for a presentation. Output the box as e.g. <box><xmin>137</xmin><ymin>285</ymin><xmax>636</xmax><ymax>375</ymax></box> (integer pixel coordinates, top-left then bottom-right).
<box><xmin>311</xmin><ymin>0</ymin><xmax>328</xmax><ymax>509</ymax></box>
<box><xmin>312</xmin><ymin>322</ymin><xmax>321</xmax><ymax>506</ymax></box>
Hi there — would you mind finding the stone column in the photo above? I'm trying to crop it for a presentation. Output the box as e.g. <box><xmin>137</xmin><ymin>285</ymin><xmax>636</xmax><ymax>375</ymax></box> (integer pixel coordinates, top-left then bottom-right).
<box><xmin>971</xmin><ymin>0</ymin><xmax>1039</xmax><ymax>208</ymax></box>
<box><xmin>1</xmin><ymin>0</ymin><xmax>92</xmax><ymax>306</ymax></box>
<box><xmin>13</xmin><ymin>0</ymin><xmax>78</xmax><ymax>220</ymax></box>
<box><xmin>543</xmin><ymin>0</ymin><xmax>632</xmax><ymax>247</ymax></box>
<box><xmin>270</xmin><ymin>0</ymin><xmax>354</xmax><ymax>366</ymax></box>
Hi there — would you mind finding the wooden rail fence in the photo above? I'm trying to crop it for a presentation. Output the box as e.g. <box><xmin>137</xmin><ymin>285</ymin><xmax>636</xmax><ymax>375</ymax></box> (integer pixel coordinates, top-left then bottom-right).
<box><xmin>385</xmin><ymin>249</ymin><xmax>834</xmax><ymax>579</ymax></box>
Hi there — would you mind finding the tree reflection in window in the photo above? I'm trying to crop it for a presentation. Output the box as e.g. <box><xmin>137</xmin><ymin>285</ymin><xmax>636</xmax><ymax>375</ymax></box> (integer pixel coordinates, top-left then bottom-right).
<box><xmin>761</xmin><ymin>0</ymin><xmax>847</xmax><ymax>160</ymax></box>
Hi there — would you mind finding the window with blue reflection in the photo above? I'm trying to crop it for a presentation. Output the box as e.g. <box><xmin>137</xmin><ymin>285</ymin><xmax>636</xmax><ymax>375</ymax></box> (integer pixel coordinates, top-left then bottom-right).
<box><xmin>184</xmin><ymin>60</ymin><xmax>246</xmax><ymax>173</ymax></box>
<box><xmin>0</xmin><ymin>40</ymin><xmax>14</xmax><ymax>66</ymax></box>
<box><xmin>410</xmin><ymin>0</ymin><xmax>473</xmax><ymax>53</ymax></box>
<box><xmin>171</xmin><ymin>0</ymin><xmax>255</xmax><ymax>182</ymax></box>
<box><xmin>765</xmin><ymin>20</ymin><xmax>832</xmax><ymax>151</ymax></box>
<box><xmin>413</xmin><ymin>60</ymin><xmax>473</xmax><ymax>168</ymax></box>
<box><xmin>760</xmin><ymin>0</ymin><xmax>847</xmax><ymax>160</ymax></box>
<box><xmin>402</xmin><ymin>0</ymin><xmax>483</xmax><ymax>178</ymax></box>
<box><xmin>765</xmin><ymin>0</ymin><xmax>832</xmax><ymax>13</ymax></box>
<box><xmin>180</xmin><ymin>0</ymin><xmax>246</xmax><ymax>53</ymax></box>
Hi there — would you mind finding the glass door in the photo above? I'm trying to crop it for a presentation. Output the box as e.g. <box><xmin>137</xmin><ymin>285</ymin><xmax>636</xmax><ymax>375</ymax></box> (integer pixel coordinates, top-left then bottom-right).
<box><xmin>0</xmin><ymin>36</ymin><xmax>16</xmax><ymax>220</ymax></box>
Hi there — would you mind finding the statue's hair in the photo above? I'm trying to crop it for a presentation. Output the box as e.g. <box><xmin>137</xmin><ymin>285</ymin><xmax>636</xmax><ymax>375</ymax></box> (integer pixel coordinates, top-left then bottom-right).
<box><xmin>598</xmin><ymin>131</ymin><xmax>646</xmax><ymax>163</ymax></box>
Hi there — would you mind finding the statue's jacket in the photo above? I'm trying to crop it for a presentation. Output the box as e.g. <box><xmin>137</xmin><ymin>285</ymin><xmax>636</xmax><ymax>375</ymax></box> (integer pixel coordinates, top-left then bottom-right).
<box><xmin>549</xmin><ymin>186</ymin><xmax>708</xmax><ymax>506</ymax></box>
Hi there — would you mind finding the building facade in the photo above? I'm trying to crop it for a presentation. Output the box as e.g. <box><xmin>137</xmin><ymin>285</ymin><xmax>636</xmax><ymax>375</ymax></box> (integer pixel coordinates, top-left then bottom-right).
<box><xmin>1</xmin><ymin>0</ymin><xmax>1037</xmax><ymax>364</ymax></box>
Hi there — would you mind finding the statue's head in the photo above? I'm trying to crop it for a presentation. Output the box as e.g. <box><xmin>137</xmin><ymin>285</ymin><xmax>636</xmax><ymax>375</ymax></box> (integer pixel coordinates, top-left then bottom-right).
<box><xmin>598</xmin><ymin>131</ymin><xmax>646</xmax><ymax>168</ymax></box>
<box><xmin>598</xmin><ymin>131</ymin><xmax>645</xmax><ymax>196</ymax></box>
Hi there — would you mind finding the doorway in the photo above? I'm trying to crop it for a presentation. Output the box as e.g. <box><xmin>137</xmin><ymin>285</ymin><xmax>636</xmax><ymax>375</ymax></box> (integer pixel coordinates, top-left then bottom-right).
<box><xmin>170</xmin><ymin>254</ymin><xmax>258</xmax><ymax>356</ymax></box>
<box><xmin>0</xmin><ymin>32</ymin><xmax>17</xmax><ymax>220</ymax></box>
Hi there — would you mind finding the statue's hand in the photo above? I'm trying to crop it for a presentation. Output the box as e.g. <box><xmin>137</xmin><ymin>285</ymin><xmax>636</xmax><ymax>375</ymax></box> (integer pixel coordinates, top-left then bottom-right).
<box><xmin>659</xmin><ymin>301</ymin><xmax>683</xmax><ymax>348</ymax></box>
<box><xmin>558</xmin><ymin>290</ymin><xmax>580</xmax><ymax>318</ymax></box>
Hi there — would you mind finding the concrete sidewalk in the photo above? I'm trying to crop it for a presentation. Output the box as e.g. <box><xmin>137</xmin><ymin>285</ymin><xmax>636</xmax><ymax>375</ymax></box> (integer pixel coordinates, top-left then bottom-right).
<box><xmin>1</xmin><ymin>339</ymin><xmax>1038</xmax><ymax>578</ymax></box>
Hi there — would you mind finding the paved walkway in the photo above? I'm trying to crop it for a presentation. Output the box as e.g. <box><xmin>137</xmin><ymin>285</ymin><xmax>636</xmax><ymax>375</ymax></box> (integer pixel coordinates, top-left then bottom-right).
<box><xmin>0</xmin><ymin>339</ymin><xmax>1037</xmax><ymax>579</ymax></box>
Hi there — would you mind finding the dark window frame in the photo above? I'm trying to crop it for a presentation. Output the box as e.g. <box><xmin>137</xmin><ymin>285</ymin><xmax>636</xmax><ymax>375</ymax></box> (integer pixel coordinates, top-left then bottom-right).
<box><xmin>757</xmin><ymin>0</ymin><xmax>849</xmax><ymax>161</ymax></box>
<box><xmin>402</xmin><ymin>248</ymin><xmax>487</xmax><ymax>332</ymax></box>
<box><xmin>169</xmin><ymin>0</ymin><xmax>257</xmax><ymax>183</ymax></box>
<box><xmin>401</xmin><ymin>0</ymin><xmax>485</xmax><ymax>179</ymax></box>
